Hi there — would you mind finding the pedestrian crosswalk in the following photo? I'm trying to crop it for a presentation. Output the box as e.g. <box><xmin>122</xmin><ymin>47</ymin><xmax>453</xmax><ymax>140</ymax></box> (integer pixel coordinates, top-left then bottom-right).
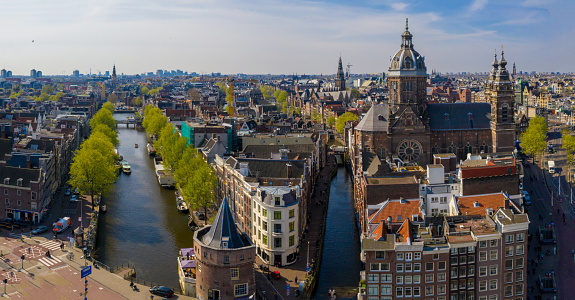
<box><xmin>38</xmin><ymin>255</ymin><xmax>62</xmax><ymax>267</ymax></box>
<box><xmin>40</xmin><ymin>241</ymin><xmax>62</xmax><ymax>251</ymax></box>
<box><xmin>8</xmin><ymin>232</ymin><xmax>28</xmax><ymax>239</ymax></box>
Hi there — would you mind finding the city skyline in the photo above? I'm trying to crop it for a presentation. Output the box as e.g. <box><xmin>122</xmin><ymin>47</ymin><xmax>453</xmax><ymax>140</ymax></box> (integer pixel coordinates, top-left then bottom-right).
<box><xmin>0</xmin><ymin>0</ymin><xmax>573</xmax><ymax>75</ymax></box>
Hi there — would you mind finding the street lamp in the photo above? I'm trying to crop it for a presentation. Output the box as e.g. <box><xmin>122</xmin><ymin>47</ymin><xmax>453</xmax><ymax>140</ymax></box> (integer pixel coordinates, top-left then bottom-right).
<box><xmin>21</xmin><ymin>255</ymin><xmax>25</xmax><ymax>270</ymax></box>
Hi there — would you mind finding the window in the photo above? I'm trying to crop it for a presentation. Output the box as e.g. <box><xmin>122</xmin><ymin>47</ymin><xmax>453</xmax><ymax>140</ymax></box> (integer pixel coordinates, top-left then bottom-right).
<box><xmin>414</xmin><ymin>263</ymin><xmax>421</xmax><ymax>272</ymax></box>
<box><xmin>460</xmin><ymin>255</ymin><xmax>467</xmax><ymax>264</ymax></box>
<box><xmin>274</xmin><ymin>211</ymin><xmax>281</xmax><ymax>220</ymax></box>
<box><xmin>263</xmin><ymin>221</ymin><xmax>268</xmax><ymax>231</ymax></box>
<box><xmin>231</xmin><ymin>268</ymin><xmax>239</xmax><ymax>280</ymax></box>
<box><xmin>17</xmin><ymin>190</ymin><xmax>21</xmax><ymax>196</ymax></box>
<box><xmin>413</xmin><ymin>286</ymin><xmax>420</xmax><ymax>297</ymax></box>
<box><xmin>490</xmin><ymin>250</ymin><xmax>498</xmax><ymax>260</ymax></box>
<box><xmin>440</xmin><ymin>196</ymin><xmax>447</xmax><ymax>204</ymax></box>
<box><xmin>413</xmin><ymin>275</ymin><xmax>420</xmax><ymax>284</ymax></box>
<box><xmin>468</xmin><ymin>246</ymin><xmax>476</xmax><ymax>253</ymax></box>
<box><xmin>504</xmin><ymin>273</ymin><xmax>513</xmax><ymax>283</ymax></box>
<box><xmin>367</xmin><ymin>285</ymin><xmax>378</xmax><ymax>295</ymax></box>
<box><xmin>396</xmin><ymin>287</ymin><xmax>403</xmax><ymax>297</ymax></box>
<box><xmin>405</xmin><ymin>263</ymin><xmax>412</xmax><ymax>272</ymax></box>
<box><xmin>376</xmin><ymin>251</ymin><xmax>385</xmax><ymax>259</ymax></box>
<box><xmin>504</xmin><ymin>286</ymin><xmax>513</xmax><ymax>297</ymax></box>
<box><xmin>425</xmin><ymin>285</ymin><xmax>434</xmax><ymax>296</ymax></box>
<box><xmin>396</xmin><ymin>276</ymin><xmax>403</xmax><ymax>284</ymax></box>
<box><xmin>275</xmin><ymin>197</ymin><xmax>281</xmax><ymax>206</ymax></box>
<box><xmin>5</xmin><ymin>199</ymin><xmax>9</xmax><ymax>207</ymax></box>
<box><xmin>505</xmin><ymin>260</ymin><xmax>513</xmax><ymax>270</ymax></box>
<box><xmin>489</xmin><ymin>296</ymin><xmax>497</xmax><ymax>300</ymax></box>
<box><xmin>438</xmin><ymin>273</ymin><xmax>446</xmax><ymax>281</ymax></box>
<box><xmin>425</xmin><ymin>274</ymin><xmax>434</xmax><ymax>283</ymax></box>
<box><xmin>490</xmin><ymin>240</ymin><xmax>498</xmax><ymax>247</ymax></box>
<box><xmin>289</xmin><ymin>209</ymin><xmax>294</xmax><ymax>218</ymax></box>
<box><xmin>397</xmin><ymin>264</ymin><xmax>404</xmax><ymax>272</ymax></box>
<box><xmin>438</xmin><ymin>285</ymin><xmax>446</xmax><ymax>294</ymax></box>
<box><xmin>381</xmin><ymin>284</ymin><xmax>392</xmax><ymax>295</ymax></box>
<box><xmin>479</xmin><ymin>266</ymin><xmax>487</xmax><ymax>277</ymax></box>
<box><xmin>479</xmin><ymin>241</ymin><xmax>487</xmax><ymax>248</ymax></box>
<box><xmin>274</xmin><ymin>224</ymin><xmax>282</xmax><ymax>233</ymax></box>
<box><xmin>515</xmin><ymin>283</ymin><xmax>524</xmax><ymax>295</ymax></box>
<box><xmin>479</xmin><ymin>251</ymin><xmax>487</xmax><ymax>261</ymax></box>
<box><xmin>505</xmin><ymin>246</ymin><xmax>514</xmax><ymax>257</ymax></box>
<box><xmin>431</xmin><ymin>208</ymin><xmax>439</xmax><ymax>216</ymax></box>
<box><xmin>397</xmin><ymin>253</ymin><xmax>404</xmax><ymax>260</ymax></box>
<box><xmin>434</xmin><ymin>253</ymin><xmax>439</xmax><ymax>260</ymax></box>
<box><xmin>3</xmin><ymin>190</ymin><xmax>6</xmax><ymax>195</ymax></box>
<box><xmin>516</xmin><ymin>245</ymin><xmax>524</xmax><ymax>255</ymax></box>
<box><xmin>468</xmin><ymin>255</ymin><xmax>475</xmax><ymax>263</ymax></box>
<box><xmin>450</xmin><ymin>280</ymin><xmax>458</xmax><ymax>291</ymax></box>
<box><xmin>289</xmin><ymin>235</ymin><xmax>295</xmax><ymax>246</ymax></box>
<box><xmin>516</xmin><ymin>233</ymin><xmax>525</xmax><ymax>243</ymax></box>
<box><xmin>16</xmin><ymin>200</ymin><xmax>21</xmax><ymax>206</ymax></box>
<box><xmin>516</xmin><ymin>257</ymin><xmax>524</xmax><ymax>269</ymax></box>
<box><xmin>490</xmin><ymin>265</ymin><xmax>497</xmax><ymax>276</ymax></box>
<box><xmin>262</xmin><ymin>235</ymin><xmax>268</xmax><ymax>246</ymax></box>
<box><xmin>234</xmin><ymin>283</ymin><xmax>248</xmax><ymax>297</ymax></box>
<box><xmin>467</xmin><ymin>265</ymin><xmax>475</xmax><ymax>276</ymax></box>
<box><xmin>405</xmin><ymin>287</ymin><xmax>412</xmax><ymax>297</ymax></box>
<box><xmin>426</xmin><ymin>262</ymin><xmax>434</xmax><ymax>271</ymax></box>
<box><xmin>31</xmin><ymin>192</ymin><xmax>36</xmax><ymax>200</ymax></box>
<box><xmin>381</xmin><ymin>263</ymin><xmax>390</xmax><ymax>271</ymax></box>
<box><xmin>431</xmin><ymin>197</ymin><xmax>438</xmax><ymax>203</ymax></box>
<box><xmin>405</xmin><ymin>252</ymin><xmax>412</xmax><ymax>261</ymax></box>
<box><xmin>371</xmin><ymin>263</ymin><xmax>380</xmax><ymax>272</ymax></box>
<box><xmin>289</xmin><ymin>222</ymin><xmax>295</xmax><ymax>232</ymax></box>
<box><xmin>438</xmin><ymin>261</ymin><xmax>446</xmax><ymax>270</ymax></box>
<box><xmin>274</xmin><ymin>238</ymin><xmax>282</xmax><ymax>248</ymax></box>
<box><xmin>367</xmin><ymin>274</ymin><xmax>379</xmax><ymax>283</ymax></box>
<box><xmin>489</xmin><ymin>279</ymin><xmax>497</xmax><ymax>290</ymax></box>
<box><xmin>451</xmin><ymin>267</ymin><xmax>458</xmax><ymax>278</ymax></box>
<box><xmin>405</xmin><ymin>276</ymin><xmax>412</xmax><ymax>284</ymax></box>
<box><xmin>505</xmin><ymin>235</ymin><xmax>514</xmax><ymax>244</ymax></box>
<box><xmin>224</xmin><ymin>255</ymin><xmax>230</xmax><ymax>264</ymax></box>
<box><xmin>381</xmin><ymin>274</ymin><xmax>392</xmax><ymax>283</ymax></box>
<box><xmin>467</xmin><ymin>278</ymin><xmax>475</xmax><ymax>289</ymax></box>
<box><xmin>451</xmin><ymin>256</ymin><xmax>458</xmax><ymax>265</ymax></box>
<box><xmin>479</xmin><ymin>281</ymin><xmax>487</xmax><ymax>292</ymax></box>
<box><xmin>516</xmin><ymin>271</ymin><xmax>524</xmax><ymax>282</ymax></box>
<box><xmin>262</xmin><ymin>209</ymin><xmax>267</xmax><ymax>217</ymax></box>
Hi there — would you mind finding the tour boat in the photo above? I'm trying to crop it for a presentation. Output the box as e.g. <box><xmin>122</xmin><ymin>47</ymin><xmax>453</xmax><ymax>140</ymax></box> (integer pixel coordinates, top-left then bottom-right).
<box><xmin>177</xmin><ymin>200</ymin><xmax>189</xmax><ymax>213</ymax></box>
<box><xmin>101</xmin><ymin>205</ymin><xmax>107</xmax><ymax>213</ymax></box>
<box><xmin>147</xmin><ymin>142</ymin><xmax>156</xmax><ymax>156</ymax></box>
<box><xmin>154</xmin><ymin>157</ymin><xmax>175</xmax><ymax>188</ymax></box>
<box><xmin>134</xmin><ymin>143</ymin><xmax>138</xmax><ymax>148</ymax></box>
<box><xmin>121</xmin><ymin>161</ymin><xmax>131</xmax><ymax>174</ymax></box>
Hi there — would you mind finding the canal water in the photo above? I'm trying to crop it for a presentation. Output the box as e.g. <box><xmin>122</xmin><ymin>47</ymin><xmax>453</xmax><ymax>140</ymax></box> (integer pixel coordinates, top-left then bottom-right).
<box><xmin>95</xmin><ymin>114</ymin><xmax>193</xmax><ymax>289</ymax></box>
<box><xmin>314</xmin><ymin>166</ymin><xmax>361</xmax><ymax>299</ymax></box>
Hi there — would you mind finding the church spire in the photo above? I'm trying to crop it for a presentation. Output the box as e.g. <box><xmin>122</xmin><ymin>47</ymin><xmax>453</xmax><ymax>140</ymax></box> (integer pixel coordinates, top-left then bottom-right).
<box><xmin>335</xmin><ymin>56</ymin><xmax>346</xmax><ymax>91</ymax></box>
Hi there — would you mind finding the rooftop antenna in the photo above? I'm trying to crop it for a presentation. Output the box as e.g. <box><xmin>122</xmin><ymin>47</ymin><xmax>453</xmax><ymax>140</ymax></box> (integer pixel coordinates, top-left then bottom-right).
<box><xmin>406</xmin><ymin>18</ymin><xmax>409</xmax><ymax>31</ymax></box>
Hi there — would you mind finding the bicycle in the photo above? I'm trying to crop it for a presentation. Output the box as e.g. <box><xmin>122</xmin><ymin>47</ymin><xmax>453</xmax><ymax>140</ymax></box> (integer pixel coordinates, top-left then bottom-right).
<box><xmin>67</xmin><ymin>252</ymin><xmax>74</xmax><ymax>260</ymax></box>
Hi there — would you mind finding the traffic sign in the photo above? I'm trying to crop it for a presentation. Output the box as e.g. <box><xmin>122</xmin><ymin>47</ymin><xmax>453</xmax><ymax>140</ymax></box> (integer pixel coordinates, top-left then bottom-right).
<box><xmin>287</xmin><ymin>284</ymin><xmax>290</xmax><ymax>296</ymax></box>
<box><xmin>81</xmin><ymin>266</ymin><xmax>92</xmax><ymax>278</ymax></box>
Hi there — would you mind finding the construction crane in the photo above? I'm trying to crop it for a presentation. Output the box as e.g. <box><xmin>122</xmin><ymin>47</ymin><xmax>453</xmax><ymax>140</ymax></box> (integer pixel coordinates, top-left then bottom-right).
<box><xmin>346</xmin><ymin>63</ymin><xmax>353</xmax><ymax>78</ymax></box>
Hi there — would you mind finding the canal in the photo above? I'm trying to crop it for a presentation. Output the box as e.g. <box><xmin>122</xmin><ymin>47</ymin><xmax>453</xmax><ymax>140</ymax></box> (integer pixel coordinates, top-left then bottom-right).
<box><xmin>314</xmin><ymin>166</ymin><xmax>361</xmax><ymax>299</ymax></box>
<box><xmin>95</xmin><ymin>113</ymin><xmax>193</xmax><ymax>289</ymax></box>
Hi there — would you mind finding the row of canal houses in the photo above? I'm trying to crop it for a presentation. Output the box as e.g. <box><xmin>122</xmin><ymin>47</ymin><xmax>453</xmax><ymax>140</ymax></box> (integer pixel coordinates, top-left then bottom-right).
<box><xmin>0</xmin><ymin>96</ymin><xmax>97</xmax><ymax>224</ymax></box>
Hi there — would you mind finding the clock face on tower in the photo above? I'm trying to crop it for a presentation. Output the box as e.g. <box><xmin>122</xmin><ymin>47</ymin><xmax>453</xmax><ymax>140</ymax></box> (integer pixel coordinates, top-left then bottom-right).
<box><xmin>397</xmin><ymin>139</ymin><xmax>422</xmax><ymax>162</ymax></box>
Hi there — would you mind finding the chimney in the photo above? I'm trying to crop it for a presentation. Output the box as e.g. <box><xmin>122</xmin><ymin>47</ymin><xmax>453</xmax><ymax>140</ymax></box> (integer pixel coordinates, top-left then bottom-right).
<box><xmin>400</xmin><ymin>197</ymin><xmax>406</xmax><ymax>204</ymax></box>
<box><xmin>473</xmin><ymin>201</ymin><xmax>480</xmax><ymax>207</ymax></box>
<box><xmin>26</xmin><ymin>155</ymin><xmax>31</xmax><ymax>168</ymax></box>
<box><xmin>286</xmin><ymin>163</ymin><xmax>292</xmax><ymax>178</ymax></box>
<box><xmin>212</xmin><ymin>133</ymin><xmax>217</xmax><ymax>140</ymax></box>
<box><xmin>387</xmin><ymin>216</ymin><xmax>393</xmax><ymax>230</ymax></box>
<box><xmin>216</xmin><ymin>135</ymin><xmax>220</xmax><ymax>142</ymax></box>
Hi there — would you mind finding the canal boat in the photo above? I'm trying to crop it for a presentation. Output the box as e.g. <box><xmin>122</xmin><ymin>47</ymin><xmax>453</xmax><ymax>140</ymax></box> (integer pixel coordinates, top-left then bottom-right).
<box><xmin>187</xmin><ymin>218</ymin><xmax>198</xmax><ymax>231</ymax></box>
<box><xmin>134</xmin><ymin>143</ymin><xmax>138</xmax><ymax>148</ymax></box>
<box><xmin>154</xmin><ymin>157</ymin><xmax>175</xmax><ymax>188</ymax></box>
<box><xmin>147</xmin><ymin>142</ymin><xmax>156</xmax><ymax>156</ymax></box>
<box><xmin>121</xmin><ymin>161</ymin><xmax>132</xmax><ymax>174</ymax></box>
<box><xmin>101</xmin><ymin>205</ymin><xmax>107</xmax><ymax>213</ymax></box>
<box><xmin>177</xmin><ymin>200</ymin><xmax>189</xmax><ymax>213</ymax></box>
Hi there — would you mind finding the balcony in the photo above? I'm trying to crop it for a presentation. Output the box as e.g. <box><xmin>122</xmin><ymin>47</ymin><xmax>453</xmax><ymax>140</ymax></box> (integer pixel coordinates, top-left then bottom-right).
<box><xmin>272</xmin><ymin>230</ymin><xmax>283</xmax><ymax>237</ymax></box>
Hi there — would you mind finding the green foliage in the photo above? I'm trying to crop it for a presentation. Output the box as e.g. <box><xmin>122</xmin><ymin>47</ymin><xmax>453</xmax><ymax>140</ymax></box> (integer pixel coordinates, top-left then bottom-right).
<box><xmin>35</xmin><ymin>93</ymin><xmax>50</xmax><ymax>102</ymax></box>
<box><xmin>277</xmin><ymin>90</ymin><xmax>288</xmax><ymax>103</ymax></box>
<box><xmin>140</xmin><ymin>86</ymin><xmax>149</xmax><ymax>95</ymax></box>
<box><xmin>156</xmin><ymin>124</ymin><xmax>188</xmax><ymax>171</ymax></box>
<box><xmin>148</xmin><ymin>87</ymin><xmax>163</xmax><ymax>95</ymax></box>
<box><xmin>562</xmin><ymin>129</ymin><xmax>575</xmax><ymax>167</ymax></box>
<box><xmin>9</xmin><ymin>90</ymin><xmax>21</xmax><ymax>99</ymax></box>
<box><xmin>134</xmin><ymin>96</ymin><xmax>143</xmax><ymax>107</ymax></box>
<box><xmin>311</xmin><ymin>110</ymin><xmax>320</xmax><ymax>122</ymax></box>
<box><xmin>107</xmin><ymin>93</ymin><xmax>119</xmax><ymax>103</ymax></box>
<box><xmin>90</xmin><ymin>108</ymin><xmax>116</xmax><ymax>133</ymax></box>
<box><xmin>56</xmin><ymin>84</ymin><xmax>63</xmax><ymax>91</ymax></box>
<box><xmin>336</xmin><ymin>112</ymin><xmax>358</xmax><ymax>134</ymax></box>
<box><xmin>102</xmin><ymin>101</ymin><xmax>115</xmax><ymax>114</ymax></box>
<box><xmin>351</xmin><ymin>89</ymin><xmax>361</xmax><ymax>99</ymax></box>
<box><xmin>92</xmin><ymin>123</ymin><xmax>120</xmax><ymax>148</ymax></box>
<box><xmin>175</xmin><ymin>148</ymin><xmax>217</xmax><ymax>226</ymax></box>
<box><xmin>143</xmin><ymin>105</ymin><xmax>167</xmax><ymax>137</ymax></box>
<box><xmin>327</xmin><ymin>116</ymin><xmax>336</xmax><ymax>128</ymax></box>
<box><xmin>41</xmin><ymin>85</ymin><xmax>54</xmax><ymax>94</ymax></box>
<box><xmin>520</xmin><ymin>116</ymin><xmax>548</xmax><ymax>162</ymax></box>
<box><xmin>260</xmin><ymin>85</ymin><xmax>274</xmax><ymax>100</ymax></box>
<box><xmin>215</xmin><ymin>82</ymin><xmax>226</xmax><ymax>94</ymax></box>
<box><xmin>226</xmin><ymin>84</ymin><xmax>235</xmax><ymax>117</ymax></box>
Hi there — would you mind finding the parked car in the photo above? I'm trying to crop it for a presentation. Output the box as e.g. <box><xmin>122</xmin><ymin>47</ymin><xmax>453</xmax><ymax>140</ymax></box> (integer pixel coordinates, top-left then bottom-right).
<box><xmin>522</xmin><ymin>190</ymin><xmax>531</xmax><ymax>206</ymax></box>
<box><xmin>149</xmin><ymin>286</ymin><xmax>174</xmax><ymax>298</ymax></box>
<box><xmin>195</xmin><ymin>211</ymin><xmax>205</xmax><ymax>220</ymax></box>
<box><xmin>65</xmin><ymin>189</ymin><xmax>71</xmax><ymax>196</ymax></box>
<box><xmin>271</xmin><ymin>270</ymin><xmax>281</xmax><ymax>280</ymax></box>
<box><xmin>31</xmin><ymin>226</ymin><xmax>48</xmax><ymax>235</ymax></box>
<box><xmin>70</xmin><ymin>195</ymin><xmax>77</xmax><ymax>202</ymax></box>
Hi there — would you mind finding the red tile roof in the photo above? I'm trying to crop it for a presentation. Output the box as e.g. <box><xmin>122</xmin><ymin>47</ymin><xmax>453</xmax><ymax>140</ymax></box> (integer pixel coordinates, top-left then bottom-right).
<box><xmin>368</xmin><ymin>199</ymin><xmax>421</xmax><ymax>225</ymax></box>
<box><xmin>457</xmin><ymin>193</ymin><xmax>508</xmax><ymax>217</ymax></box>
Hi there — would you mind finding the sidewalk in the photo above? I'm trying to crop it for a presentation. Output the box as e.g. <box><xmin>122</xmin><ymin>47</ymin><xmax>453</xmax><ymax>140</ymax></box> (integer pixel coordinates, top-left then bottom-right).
<box><xmin>255</xmin><ymin>154</ymin><xmax>338</xmax><ymax>299</ymax></box>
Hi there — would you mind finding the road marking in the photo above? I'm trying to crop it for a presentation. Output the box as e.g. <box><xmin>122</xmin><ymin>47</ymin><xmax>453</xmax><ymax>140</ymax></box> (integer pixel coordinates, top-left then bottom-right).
<box><xmin>38</xmin><ymin>256</ymin><xmax>62</xmax><ymax>267</ymax></box>
<box><xmin>39</xmin><ymin>241</ymin><xmax>63</xmax><ymax>251</ymax></box>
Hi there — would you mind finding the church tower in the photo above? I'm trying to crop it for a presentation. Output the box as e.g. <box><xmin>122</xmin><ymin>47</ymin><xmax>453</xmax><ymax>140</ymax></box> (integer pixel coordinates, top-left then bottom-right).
<box><xmin>335</xmin><ymin>56</ymin><xmax>346</xmax><ymax>91</ymax></box>
<box><xmin>112</xmin><ymin>64</ymin><xmax>117</xmax><ymax>88</ymax></box>
<box><xmin>487</xmin><ymin>50</ymin><xmax>516</xmax><ymax>153</ymax></box>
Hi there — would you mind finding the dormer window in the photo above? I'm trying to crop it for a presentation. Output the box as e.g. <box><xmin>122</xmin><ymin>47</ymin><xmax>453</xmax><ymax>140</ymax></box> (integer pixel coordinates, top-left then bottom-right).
<box><xmin>17</xmin><ymin>178</ymin><xmax>22</xmax><ymax>187</ymax></box>
<box><xmin>3</xmin><ymin>178</ymin><xmax>9</xmax><ymax>185</ymax></box>
<box><xmin>275</xmin><ymin>197</ymin><xmax>281</xmax><ymax>206</ymax></box>
<box><xmin>378</xmin><ymin>114</ymin><xmax>384</xmax><ymax>121</ymax></box>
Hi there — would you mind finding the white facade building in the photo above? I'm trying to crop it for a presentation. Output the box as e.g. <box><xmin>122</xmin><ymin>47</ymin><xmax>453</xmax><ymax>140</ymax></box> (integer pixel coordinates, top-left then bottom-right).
<box><xmin>252</xmin><ymin>186</ymin><xmax>299</xmax><ymax>266</ymax></box>
<box><xmin>419</xmin><ymin>164</ymin><xmax>460</xmax><ymax>217</ymax></box>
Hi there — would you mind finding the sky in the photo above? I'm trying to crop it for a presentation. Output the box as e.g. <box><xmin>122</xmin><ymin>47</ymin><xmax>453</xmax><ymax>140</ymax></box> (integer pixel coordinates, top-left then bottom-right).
<box><xmin>0</xmin><ymin>0</ymin><xmax>573</xmax><ymax>76</ymax></box>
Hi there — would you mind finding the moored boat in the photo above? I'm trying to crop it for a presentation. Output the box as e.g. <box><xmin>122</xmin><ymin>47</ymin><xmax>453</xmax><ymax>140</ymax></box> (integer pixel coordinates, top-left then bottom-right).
<box><xmin>147</xmin><ymin>142</ymin><xmax>156</xmax><ymax>156</ymax></box>
<box><xmin>101</xmin><ymin>205</ymin><xmax>107</xmax><ymax>213</ymax></box>
<box><xmin>134</xmin><ymin>143</ymin><xmax>138</xmax><ymax>148</ymax></box>
<box><xmin>177</xmin><ymin>200</ymin><xmax>189</xmax><ymax>213</ymax></box>
<box><xmin>121</xmin><ymin>161</ymin><xmax>131</xmax><ymax>174</ymax></box>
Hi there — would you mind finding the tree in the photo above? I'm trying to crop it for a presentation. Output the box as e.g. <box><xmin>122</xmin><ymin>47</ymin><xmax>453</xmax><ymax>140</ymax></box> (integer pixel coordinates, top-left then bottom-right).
<box><xmin>336</xmin><ymin>112</ymin><xmax>358</xmax><ymax>134</ymax></box>
<box><xmin>273</xmin><ymin>89</ymin><xmax>282</xmax><ymax>98</ymax></box>
<box><xmin>156</xmin><ymin>124</ymin><xmax>188</xmax><ymax>171</ymax></box>
<box><xmin>69</xmin><ymin>135</ymin><xmax>118</xmax><ymax>210</ymax></box>
<box><xmin>91</xmin><ymin>109</ymin><xmax>116</xmax><ymax>132</ymax></box>
<box><xmin>520</xmin><ymin>116</ymin><xmax>547</xmax><ymax>163</ymax></box>
<box><xmin>277</xmin><ymin>90</ymin><xmax>288</xmax><ymax>103</ymax></box>
<box><xmin>327</xmin><ymin>116</ymin><xmax>336</xmax><ymax>128</ymax></box>
<box><xmin>134</xmin><ymin>96</ymin><xmax>143</xmax><ymax>107</ymax></box>
<box><xmin>140</xmin><ymin>86</ymin><xmax>149</xmax><ymax>95</ymax></box>
<box><xmin>187</xmin><ymin>88</ymin><xmax>202</xmax><ymax>102</ymax></box>
<box><xmin>35</xmin><ymin>93</ymin><xmax>50</xmax><ymax>102</ymax></box>
<box><xmin>42</xmin><ymin>85</ymin><xmax>54</xmax><ymax>94</ymax></box>
<box><xmin>56</xmin><ymin>83</ymin><xmax>63</xmax><ymax>91</ymax></box>
<box><xmin>226</xmin><ymin>84</ymin><xmax>235</xmax><ymax>117</ymax></box>
<box><xmin>102</xmin><ymin>101</ymin><xmax>115</xmax><ymax>114</ymax></box>
<box><xmin>107</xmin><ymin>92</ymin><xmax>119</xmax><ymax>103</ymax></box>
<box><xmin>92</xmin><ymin>123</ymin><xmax>120</xmax><ymax>148</ymax></box>
<box><xmin>351</xmin><ymin>89</ymin><xmax>361</xmax><ymax>99</ymax></box>
<box><xmin>175</xmin><ymin>148</ymin><xmax>217</xmax><ymax>226</ymax></box>
<box><xmin>260</xmin><ymin>85</ymin><xmax>274</xmax><ymax>100</ymax></box>
<box><xmin>143</xmin><ymin>106</ymin><xmax>167</xmax><ymax>137</ymax></box>
<box><xmin>215</xmin><ymin>82</ymin><xmax>226</xmax><ymax>94</ymax></box>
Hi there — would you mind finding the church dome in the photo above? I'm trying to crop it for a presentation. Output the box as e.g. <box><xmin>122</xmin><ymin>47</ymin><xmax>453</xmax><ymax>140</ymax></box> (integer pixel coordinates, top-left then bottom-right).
<box><xmin>389</xmin><ymin>19</ymin><xmax>427</xmax><ymax>76</ymax></box>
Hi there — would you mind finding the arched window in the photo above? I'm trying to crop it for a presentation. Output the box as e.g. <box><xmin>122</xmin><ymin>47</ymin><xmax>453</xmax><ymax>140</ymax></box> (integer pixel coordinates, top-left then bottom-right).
<box><xmin>404</xmin><ymin>56</ymin><xmax>413</xmax><ymax>69</ymax></box>
<box><xmin>464</xmin><ymin>143</ymin><xmax>473</xmax><ymax>155</ymax></box>
<box><xmin>448</xmin><ymin>144</ymin><xmax>457</xmax><ymax>155</ymax></box>
<box><xmin>431</xmin><ymin>144</ymin><xmax>439</xmax><ymax>155</ymax></box>
<box><xmin>501</xmin><ymin>104</ymin><xmax>508</xmax><ymax>122</ymax></box>
<box><xmin>377</xmin><ymin>147</ymin><xmax>386</xmax><ymax>160</ymax></box>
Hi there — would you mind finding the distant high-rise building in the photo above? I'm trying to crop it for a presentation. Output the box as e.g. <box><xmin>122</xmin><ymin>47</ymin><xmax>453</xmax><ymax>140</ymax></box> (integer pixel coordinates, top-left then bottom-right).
<box><xmin>1</xmin><ymin>69</ymin><xmax>6</xmax><ymax>78</ymax></box>
<box><xmin>156</xmin><ymin>70</ymin><xmax>163</xmax><ymax>77</ymax></box>
<box><xmin>6</xmin><ymin>71</ymin><xmax>12</xmax><ymax>78</ymax></box>
<box><xmin>30</xmin><ymin>69</ymin><xmax>37</xmax><ymax>78</ymax></box>
<box><xmin>36</xmin><ymin>71</ymin><xmax>42</xmax><ymax>78</ymax></box>
<box><xmin>112</xmin><ymin>64</ymin><xmax>117</xmax><ymax>82</ymax></box>
<box><xmin>105</xmin><ymin>71</ymin><xmax>110</xmax><ymax>77</ymax></box>
<box><xmin>73</xmin><ymin>70</ymin><xmax>80</xmax><ymax>78</ymax></box>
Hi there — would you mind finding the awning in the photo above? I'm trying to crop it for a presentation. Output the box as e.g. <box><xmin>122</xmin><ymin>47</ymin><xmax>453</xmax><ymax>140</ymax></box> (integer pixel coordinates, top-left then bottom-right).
<box><xmin>180</xmin><ymin>259</ymin><xmax>196</xmax><ymax>268</ymax></box>
<box><xmin>180</xmin><ymin>248</ymin><xmax>195</xmax><ymax>257</ymax></box>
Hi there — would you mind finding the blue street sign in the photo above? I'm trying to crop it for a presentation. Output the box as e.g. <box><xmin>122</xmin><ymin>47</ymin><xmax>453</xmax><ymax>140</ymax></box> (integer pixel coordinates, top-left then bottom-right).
<box><xmin>81</xmin><ymin>266</ymin><xmax>92</xmax><ymax>278</ymax></box>
<box><xmin>306</xmin><ymin>264</ymin><xmax>310</xmax><ymax>272</ymax></box>
<box><xmin>287</xmin><ymin>284</ymin><xmax>290</xmax><ymax>296</ymax></box>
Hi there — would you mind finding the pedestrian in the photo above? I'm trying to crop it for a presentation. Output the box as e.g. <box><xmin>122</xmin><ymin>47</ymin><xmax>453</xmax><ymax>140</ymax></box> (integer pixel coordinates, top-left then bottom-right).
<box><xmin>275</xmin><ymin>292</ymin><xmax>278</xmax><ymax>300</ymax></box>
<box><xmin>295</xmin><ymin>276</ymin><xmax>298</xmax><ymax>283</ymax></box>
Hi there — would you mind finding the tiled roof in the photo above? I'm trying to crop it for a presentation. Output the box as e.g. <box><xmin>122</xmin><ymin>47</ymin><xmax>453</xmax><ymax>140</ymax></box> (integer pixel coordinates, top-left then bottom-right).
<box><xmin>354</xmin><ymin>104</ymin><xmax>389</xmax><ymax>132</ymax></box>
<box><xmin>456</xmin><ymin>193</ymin><xmax>508</xmax><ymax>217</ymax></box>
<box><xmin>427</xmin><ymin>103</ymin><xmax>491</xmax><ymax>131</ymax></box>
<box><xmin>201</xmin><ymin>197</ymin><xmax>250</xmax><ymax>249</ymax></box>
<box><xmin>397</xmin><ymin>219</ymin><xmax>414</xmax><ymax>243</ymax></box>
<box><xmin>368</xmin><ymin>199</ymin><xmax>421</xmax><ymax>225</ymax></box>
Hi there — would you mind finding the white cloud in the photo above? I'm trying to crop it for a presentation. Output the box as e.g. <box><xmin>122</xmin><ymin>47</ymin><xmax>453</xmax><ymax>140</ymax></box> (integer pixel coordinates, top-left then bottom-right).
<box><xmin>391</xmin><ymin>2</ymin><xmax>409</xmax><ymax>11</ymax></box>
<box><xmin>470</xmin><ymin>0</ymin><xmax>488</xmax><ymax>11</ymax></box>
